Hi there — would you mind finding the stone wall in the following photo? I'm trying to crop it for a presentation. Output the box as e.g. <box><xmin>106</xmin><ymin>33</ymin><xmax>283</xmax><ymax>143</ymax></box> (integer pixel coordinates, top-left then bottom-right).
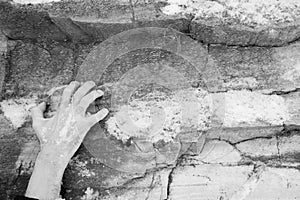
<box><xmin>0</xmin><ymin>0</ymin><xmax>300</xmax><ymax>200</ymax></box>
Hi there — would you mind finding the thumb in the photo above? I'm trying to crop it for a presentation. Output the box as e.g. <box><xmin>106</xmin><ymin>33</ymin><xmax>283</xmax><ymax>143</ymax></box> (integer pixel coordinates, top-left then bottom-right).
<box><xmin>87</xmin><ymin>108</ymin><xmax>109</xmax><ymax>126</ymax></box>
<box><xmin>31</xmin><ymin>102</ymin><xmax>46</xmax><ymax>121</ymax></box>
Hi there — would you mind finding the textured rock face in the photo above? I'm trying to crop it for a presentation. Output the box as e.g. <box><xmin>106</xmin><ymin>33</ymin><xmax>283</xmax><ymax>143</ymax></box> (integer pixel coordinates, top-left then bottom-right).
<box><xmin>0</xmin><ymin>1</ymin><xmax>300</xmax><ymax>200</ymax></box>
<box><xmin>0</xmin><ymin>32</ymin><xmax>7</xmax><ymax>98</ymax></box>
<box><xmin>6</xmin><ymin>40</ymin><xmax>74</xmax><ymax>96</ymax></box>
<box><xmin>163</xmin><ymin>0</ymin><xmax>300</xmax><ymax>46</ymax></box>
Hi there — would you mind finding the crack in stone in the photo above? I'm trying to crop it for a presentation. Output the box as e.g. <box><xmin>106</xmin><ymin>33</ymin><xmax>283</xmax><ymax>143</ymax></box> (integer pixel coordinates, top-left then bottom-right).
<box><xmin>145</xmin><ymin>173</ymin><xmax>156</xmax><ymax>200</ymax></box>
<box><xmin>276</xmin><ymin>135</ymin><xmax>282</xmax><ymax>163</ymax></box>
<box><xmin>264</xmin><ymin>88</ymin><xmax>300</xmax><ymax>95</ymax></box>
<box><xmin>230</xmin><ymin>163</ymin><xmax>265</xmax><ymax>200</ymax></box>
<box><xmin>165</xmin><ymin>165</ymin><xmax>176</xmax><ymax>200</ymax></box>
<box><xmin>209</xmin><ymin>124</ymin><xmax>300</xmax><ymax>145</ymax></box>
<box><xmin>277</xmin><ymin>124</ymin><xmax>300</xmax><ymax>138</ymax></box>
<box><xmin>232</xmin><ymin>136</ymin><xmax>274</xmax><ymax>145</ymax></box>
<box><xmin>164</xmin><ymin>152</ymin><xmax>187</xmax><ymax>200</ymax></box>
<box><xmin>129</xmin><ymin>0</ymin><xmax>138</xmax><ymax>24</ymax></box>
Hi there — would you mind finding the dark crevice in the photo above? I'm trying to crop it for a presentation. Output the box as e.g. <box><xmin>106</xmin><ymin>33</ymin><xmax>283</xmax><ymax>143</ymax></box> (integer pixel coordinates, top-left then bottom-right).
<box><xmin>208</xmin><ymin>124</ymin><xmax>300</xmax><ymax>146</ymax></box>
<box><xmin>145</xmin><ymin>173</ymin><xmax>156</xmax><ymax>200</ymax></box>
<box><xmin>277</xmin><ymin>124</ymin><xmax>300</xmax><ymax>137</ymax></box>
<box><xmin>201</xmin><ymin>36</ymin><xmax>300</xmax><ymax>48</ymax></box>
<box><xmin>183</xmin><ymin>158</ymin><xmax>300</xmax><ymax>171</ymax></box>
<box><xmin>233</xmin><ymin>136</ymin><xmax>274</xmax><ymax>145</ymax></box>
<box><xmin>276</xmin><ymin>135</ymin><xmax>282</xmax><ymax>162</ymax></box>
<box><xmin>265</xmin><ymin>88</ymin><xmax>300</xmax><ymax>95</ymax></box>
<box><xmin>164</xmin><ymin>161</ymin><xmax>177</xmax><ymax>200</ymax></box>
<box><xmin>164</xmin><ymin>143</ymin><xmax>194</xmax><ymax>200</ymax></box>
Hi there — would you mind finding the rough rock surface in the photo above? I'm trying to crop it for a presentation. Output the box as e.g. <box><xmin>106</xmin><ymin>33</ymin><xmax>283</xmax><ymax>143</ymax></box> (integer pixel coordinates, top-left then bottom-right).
<box><xmin>0</xmin><ymin>32</ymin><xmax>7</xmax><ymax>98</ymax></box>
<box><xmin>208</xmin><ymin>43</ymin><xmax>300</xmax><ymax>92</ymax></box>
<box><xmin>1</xmin><ymin>0</ymin><xmax>299</xmax><ymax>46</ymax></box>
<box><xmin>0</xmin><ymin>1</ymin><xmax>300</xmax><ymax>200</ymax></box>
<box><xmin>5</xmin><ymin>40</ymin><xmax>74</xmax><ymax>96</ymax></box>
<box><xmin>163</xmin><ymin>0</ymin><xmax>300</xmax><ymax>46</ymax></box>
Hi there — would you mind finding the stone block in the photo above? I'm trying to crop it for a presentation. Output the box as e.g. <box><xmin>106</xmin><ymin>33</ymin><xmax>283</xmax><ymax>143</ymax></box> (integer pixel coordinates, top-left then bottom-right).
<box><xmin>207</xmin><ymin>43</ymin><xmax>300</xmax><ymax>92</ymax></box>
<box><xmin>0</xmin><ymin>2</ymin><xmax>67</xmax><ymax>41</ymax></box>
<box><xmin>6</xmin><ymin>40</ymin><xmax>74</xmax><ymax>96</ymax></box>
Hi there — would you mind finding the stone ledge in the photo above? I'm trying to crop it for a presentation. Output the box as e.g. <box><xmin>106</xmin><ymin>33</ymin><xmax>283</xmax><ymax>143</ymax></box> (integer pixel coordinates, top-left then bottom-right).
<box><xmin>1</xmin><ymin>0</ymin><xmax>300</xmax><ymax>46</ymax></box>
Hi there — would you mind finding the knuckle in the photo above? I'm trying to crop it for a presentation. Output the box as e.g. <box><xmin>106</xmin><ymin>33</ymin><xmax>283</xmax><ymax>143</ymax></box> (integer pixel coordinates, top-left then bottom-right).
<box><xmin>75</xmin><ymin>105</ymin><xmax>85</xmax><ymax>115</ymax></box>
<box><xmin>71</xmin><ymin>81</ymin><xmax>80</xmax><ymax>86</ymax></box>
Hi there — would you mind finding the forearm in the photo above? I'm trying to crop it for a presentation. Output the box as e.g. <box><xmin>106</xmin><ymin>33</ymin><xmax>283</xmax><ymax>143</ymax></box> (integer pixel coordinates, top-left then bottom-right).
<box><xmin>25</xmin><ymin>150</ymin><xmax>68</xmax><ymax>200</ymax></box>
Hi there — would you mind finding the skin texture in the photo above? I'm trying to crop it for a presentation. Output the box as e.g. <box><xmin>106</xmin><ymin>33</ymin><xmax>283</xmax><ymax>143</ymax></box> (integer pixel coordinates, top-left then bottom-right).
<box><xmin>26</xmin><ymin>81</ymin><xmax>109</xmax><ymax>200</ymax></box>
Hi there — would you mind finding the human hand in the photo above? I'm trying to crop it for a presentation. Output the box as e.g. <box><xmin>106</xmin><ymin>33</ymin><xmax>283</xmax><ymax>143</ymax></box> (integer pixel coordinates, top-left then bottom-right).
<box><xmin>31</xmin><ymin>81</ymin><xmax>109</xmax><ymax>165</ymax></box>
<box><xmin>25</xmin><ymin>81</ymin><xmax>108</xmax><ymax>200</ymax></box>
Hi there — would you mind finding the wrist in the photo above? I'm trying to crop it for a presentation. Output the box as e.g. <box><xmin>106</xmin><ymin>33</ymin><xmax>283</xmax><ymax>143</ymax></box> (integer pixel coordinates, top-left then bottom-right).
<box><xmin>25</xmin><ymin>150</ymin><xmax>68</xmax><ymax>200</ymax></box>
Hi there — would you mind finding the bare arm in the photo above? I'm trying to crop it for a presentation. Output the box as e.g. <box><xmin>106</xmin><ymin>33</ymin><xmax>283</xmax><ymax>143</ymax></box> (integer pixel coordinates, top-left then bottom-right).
<box><xmin>26</xmin><ymin>81</ymin><xmax>108</xmax><ymax>200</ymax></box>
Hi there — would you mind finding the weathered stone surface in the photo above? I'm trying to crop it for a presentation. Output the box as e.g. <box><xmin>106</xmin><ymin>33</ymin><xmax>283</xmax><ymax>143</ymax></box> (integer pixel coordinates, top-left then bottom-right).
<box><xmin>64</xmin><ymin>168</ymin><xmax>171</xmax><ymax>200</ymax></box>
<box><xmin>0</xmin><ymin>2</ymin><xmax>68</xmax><ymax>41</ymax></box>
<box><xmin>0</xmin><ymin>1</ymin><xmax>190</xmax><ymax>44</ymax></box>
<box><xmin>188</xmin><ymin>140</ymin><xmax>242</xmax><ymax>164</ymax></box>
<box><xmin>162</xmin><ymin>0</ymin><xmax>300</xmax><ymax>46</ymax></box>
<box><xmin>244</xmin><ymin>168</ymin><xmax>300</xmax><ymax>200</ymax></box>
<box><xmin>207</xmin><ymin>42</ymin><xmax>300</xmax><ymax>92</ymax></box>
<box><xmin>8</xmin><ymin>0</ymin><xmax>300</xmax><ymax>46</ymax></box>
<box><xmin>75</xmin><ymin>28</ymin><xmax>208</xmax><ymax>175</ymax></box>
<box><xmin>209</xmin><ymin>91</ymin><xmax>298</xmax><ymax>128</ymax></box>
<box><xmin>235</xmin><ymin>137</ymin><xmax>279</xmax><ymax>158</ymax></box>
<box><xmin>191</xmin><ymin>20</ymin><xmax>300</xmax><ymax>46</ymax></box>
<box><xmin>169</xmin><ymin>164</ymin><xmax>254</xmax><ymax>200</ymax></box>
<box><xmin>63</xmin><ymin>147</ymin><xmax>144</xmax><ymax>199</ymax></box>
<box><xmin>168</xmin><ymin>163</ymin><xmax>300</xmax><ymax>200</ymax></box>
<box><xmin>50</xmin><ymin>17</ymin><xmax>93</xmax><ymax>43</ymax></box>
<box><xmin>5</xmin><ymin>40</ymin><xmax>74</xmax><ymax>96</ymax></box>
<box><xmin>0</xmin><ymin>2</ymin><xmax>300</xmax><ymax>199</ymax></box>
<box><xmin>75</xmin><ymin>27</ymin><xmax>207</xmax><ymax>83</ymax></box>
<box><xmin>0</xmin><ymin>32</ymin><xmax>7</xmax><ymax>98</ymax></box>
<box><xmin>0</xmin><ymin>114</ymin><xmax>14</xmax><ymax>138</ymax></box>
<box><xmin>279</xmin><ymin>135</ymin><xmax>300</xmax><ymax>161</ymax></box>
<box><xmin>72</xmin><ymin>18</ymin><xmax>190</xmax><ymax>43</ymax></box>
<box><xmin>284</xmin><ymin>91</ymin><xmax>300</xmax><ymax>125</ymax></box>
<box><xmin>206</xmin><ymin>126</ymin><xmax>283</xmax><ymax>144</ymax></box>
<box><xmin>0</xmin><ymin>126</ymin><xmax>38</xmax><ymax>200</ymax></box>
